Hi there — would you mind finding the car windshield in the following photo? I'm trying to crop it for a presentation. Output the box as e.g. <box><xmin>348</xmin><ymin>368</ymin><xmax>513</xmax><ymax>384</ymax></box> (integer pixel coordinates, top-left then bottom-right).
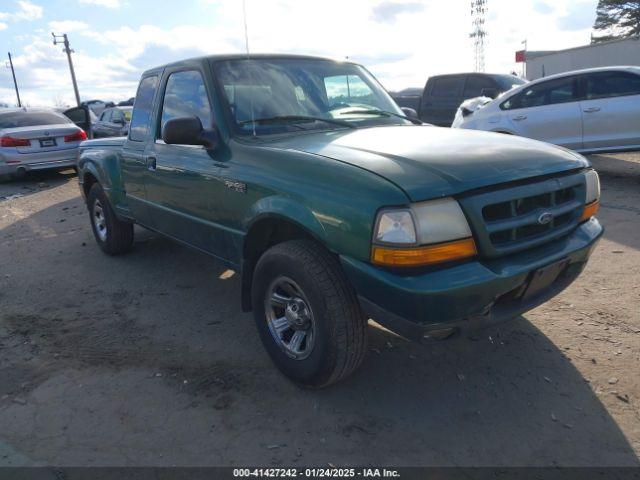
<box><xmin>214</xmin><ymin>58</ymin><xmax>409</xmax><ymax>135</ymax></box>
<box><xmin>0</xmin><ymin>111</ymin><xmax>73</xmax><ymax>129</ymax></box>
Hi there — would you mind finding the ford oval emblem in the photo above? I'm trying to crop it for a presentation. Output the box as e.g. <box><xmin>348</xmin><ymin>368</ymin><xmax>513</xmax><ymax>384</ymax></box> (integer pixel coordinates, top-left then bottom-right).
<box><xmin>538</xmin><ymin>212</ymin><xmax>554</xmax><ymax>225</ymax></box>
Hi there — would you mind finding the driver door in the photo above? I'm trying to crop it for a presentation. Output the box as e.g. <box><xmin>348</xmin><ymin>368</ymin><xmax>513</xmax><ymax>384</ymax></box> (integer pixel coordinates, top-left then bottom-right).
<box><xmin>143</xmin><ymin>68</ymin><xmax>232</xmax><ymax>259</ymax></box>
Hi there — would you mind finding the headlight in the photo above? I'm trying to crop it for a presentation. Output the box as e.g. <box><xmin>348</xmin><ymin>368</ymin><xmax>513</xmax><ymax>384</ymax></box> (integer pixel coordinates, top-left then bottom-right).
<box><xmin>585</xmin><ymin>169</ymin><xmax>600</xmax><ymax>204</ymax></box>
<box><xmin>372</xmin><ymin>198</ymin><xmax>477</xmax><ymax>267</ymax></box>
<box><xmin>374</xmin><ymin>210</ymin><xmax>416</xmax><ymax>244</ymax></box>
<box><xmin>581</xmin><ymin>169</ymin><xmax>600</xmax><ymax>222</ymax></box>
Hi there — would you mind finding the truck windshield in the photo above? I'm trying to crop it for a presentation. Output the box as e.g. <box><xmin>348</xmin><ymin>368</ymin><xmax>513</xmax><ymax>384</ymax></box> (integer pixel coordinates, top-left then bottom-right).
<box><xmin>214</xmin><ymin>58</ymin><xmax>409</xmax><ymax>135</ymax></box>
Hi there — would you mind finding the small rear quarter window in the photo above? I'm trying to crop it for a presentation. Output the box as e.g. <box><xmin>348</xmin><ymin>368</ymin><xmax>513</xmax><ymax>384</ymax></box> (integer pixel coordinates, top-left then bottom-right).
<box><xmin>129</xmin><ymin>75</ymin><xmax>159</xmax><ymax>142</ymax></box>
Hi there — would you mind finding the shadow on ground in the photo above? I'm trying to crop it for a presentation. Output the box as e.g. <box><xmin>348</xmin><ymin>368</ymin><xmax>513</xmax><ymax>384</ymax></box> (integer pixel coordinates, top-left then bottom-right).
<box><xmin>0</xmin><ymin>194</ymin><xmax>638</xmax><ymax>466</ymax></box>
<box><xmin>0</xmin><ymin>169</ymin><xmax>77</xmax><ymax>201</ymax></box>
<box><xmin>587</xmin><ymin>153</ymin><xmax>640</xmax><ymax>251</ymax></box>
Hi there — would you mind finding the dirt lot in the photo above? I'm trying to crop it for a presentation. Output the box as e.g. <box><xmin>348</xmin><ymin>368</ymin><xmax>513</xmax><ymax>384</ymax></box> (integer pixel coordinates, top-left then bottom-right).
<box><xmin>0</xmin><ymin>152</ymin><xmax>639</xmax><ymax>467</ymax></box>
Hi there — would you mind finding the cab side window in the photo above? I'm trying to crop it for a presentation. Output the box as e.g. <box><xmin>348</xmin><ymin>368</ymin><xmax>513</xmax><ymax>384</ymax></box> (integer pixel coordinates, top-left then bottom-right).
<box><xmin>100</xmin><ymin>110</ymin><xmax>111</xmax><ymax>122</ymax></box>
<box><xmin>159</xmin><ymin>70</ymin><xmax>212</xmax><ymax>136</ymax></box>
<box><xmin>463</xmin><ymin>76</ymin><xmax>496</xmax><ymax>98</ymax></box>
<box><xmin>431</xmin><ymin>76</ymin><xmax>464</xmax><ymax>97</ymax></box>
<box><xmin>129</xmin><ymin>75</ymin><xmax>159</xmax><ymax>141</ymax></box>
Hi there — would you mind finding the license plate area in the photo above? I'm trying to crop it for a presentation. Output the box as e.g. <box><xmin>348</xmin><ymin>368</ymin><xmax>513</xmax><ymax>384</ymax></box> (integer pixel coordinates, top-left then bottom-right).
<box><xmin>523</xmin><ymin>258</ymin><xmax>569</xmax><ymax>299</ymax></box>
<box><xmin>39</xmin><ymin>138</ymin><xmax>57</xmax><ymax>147</ymax></box>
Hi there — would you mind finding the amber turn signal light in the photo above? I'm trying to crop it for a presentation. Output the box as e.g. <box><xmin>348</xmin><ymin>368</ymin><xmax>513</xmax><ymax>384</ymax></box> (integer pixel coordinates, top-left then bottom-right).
<box><xmin>372</xmin><ymin>237</ymin><xmax>477</xmax><ymax>267</ymax></box>
<box><xmin>580</xmin><ymin>200</ymin><xmax>599</xmax><ymax>222</ymax></box>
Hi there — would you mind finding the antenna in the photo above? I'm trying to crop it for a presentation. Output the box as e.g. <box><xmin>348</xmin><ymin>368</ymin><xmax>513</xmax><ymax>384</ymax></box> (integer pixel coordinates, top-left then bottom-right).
<box><xmin>470</xmin><ymin>0</ymin><xmax>487</xmax><ymax>72</ymax></box>
<box><xmin>242</xmin><ymin>0</ymin><xmax>256</xmax><ymax>136</ymax></box>
<box><xmin>242</xmin><ymin>0</ymin><xmax>250</xmax><ymax>55</ymax></box>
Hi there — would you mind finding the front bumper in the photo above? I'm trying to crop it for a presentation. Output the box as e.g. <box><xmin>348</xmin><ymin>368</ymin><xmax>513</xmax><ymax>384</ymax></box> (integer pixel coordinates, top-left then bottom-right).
<box><xmin>340</xmin><ymin>218</ymin><xmax>603</xmax><ymax>341</ymax></box>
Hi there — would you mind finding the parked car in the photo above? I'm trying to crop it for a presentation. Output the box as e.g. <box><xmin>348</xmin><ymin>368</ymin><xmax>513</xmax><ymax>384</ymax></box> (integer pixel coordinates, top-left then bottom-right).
<box><xmin>93</xmin><ymin>106</ymin><xmax>132</xmax><ymax>138</ymax></box>
<box><xmin>81</xmin><ymin>100</ymin><xmax>110</xmax><ymax>116</ymax></box>
<box><xmin>117</xmin><ymin>97</ymin><xmax>135</xmax><ymax>107</ymax></box>
<box><xmin>77</xmin><ymin>54</ymin><xmax>602</xmax><ymax>387</ymax></box>
<box><xmin>0</xmin><ymin>108</ymin><xmax>87</xmax><ymax>179</ymax></box>
<box><xmin>453</xmin><ymin>67</ymin><xmax>640</xmax><ymax>153</ymax></box>
<box><xmin>393</xmin><ymin>73</ymin><xmax>526</xmax><ymax>126</ymax></box>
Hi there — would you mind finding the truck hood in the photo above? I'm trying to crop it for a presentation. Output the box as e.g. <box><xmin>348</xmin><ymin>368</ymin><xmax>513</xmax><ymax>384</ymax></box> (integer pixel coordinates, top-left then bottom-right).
<box><xmin>263</xmin><ymin>125</ymin><xmax>588</xmax><ymax>201</ymax></box>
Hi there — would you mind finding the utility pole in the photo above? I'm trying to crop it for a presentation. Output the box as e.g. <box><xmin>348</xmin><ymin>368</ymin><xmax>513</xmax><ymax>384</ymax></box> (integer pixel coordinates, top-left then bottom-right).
<box><xmin>52</xmin><ymin>32</ymin><xmax>81</xmax><ymax>107</ymax></box>
<box><xmin>6</xmin><ymin>52</ymin><xmax>21</xmax><ymax>107</ymax></box>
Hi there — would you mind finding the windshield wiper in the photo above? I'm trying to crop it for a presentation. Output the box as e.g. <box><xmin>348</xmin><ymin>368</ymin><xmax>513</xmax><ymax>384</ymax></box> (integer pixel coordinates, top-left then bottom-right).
<box><xmin>238</xmin><ymin>115</ymin><xmax>357</xmax><ymax>129</ymax></box>
<box><xmin>338</xmin><ymin>109</ymin><xmax>423</xmax><ymax>125</ymax></box>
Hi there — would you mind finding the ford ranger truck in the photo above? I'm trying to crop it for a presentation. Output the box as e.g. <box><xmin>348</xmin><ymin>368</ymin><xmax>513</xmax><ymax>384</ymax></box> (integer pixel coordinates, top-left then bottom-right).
<box><xmin>77</xmin><ymin>55</ymin><xmax>603</xmax><ymax>387</ymax></box>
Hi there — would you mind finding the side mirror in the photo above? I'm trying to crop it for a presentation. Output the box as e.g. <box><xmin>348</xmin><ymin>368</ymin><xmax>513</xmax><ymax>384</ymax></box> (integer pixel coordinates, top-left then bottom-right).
<box><xmin>162</xmin><ymin>116</ymin><xmax>218</xmax><ymax>149</ymax></box>
<box><xmin>400</xmin><ymin>107</ymin><xmax>419</xmax><ymax>118</ymax></box>
<box><xmin>481</xmin><ymin>88</ymin><xmax>499</xmax><ymax>99</ymax></box>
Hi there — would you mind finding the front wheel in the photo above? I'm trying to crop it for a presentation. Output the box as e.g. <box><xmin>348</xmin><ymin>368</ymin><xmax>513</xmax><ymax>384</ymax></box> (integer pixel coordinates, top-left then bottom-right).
<box><xmin>251</xmin><ymin>240</ymin><xmax>367</xmax><ymax>387</ymax></box>
<box><xmin>87</xmin><ymin>183</ymin><xmax>134</xmax><ymax>255</ymax></box>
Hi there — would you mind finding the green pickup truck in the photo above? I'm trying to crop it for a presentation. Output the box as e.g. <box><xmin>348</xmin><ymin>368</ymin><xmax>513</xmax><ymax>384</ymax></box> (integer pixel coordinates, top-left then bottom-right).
<box><xmin>77</xmin><ymin>54</ymin><xmax>603</xmax><ymax>387</ymax></box>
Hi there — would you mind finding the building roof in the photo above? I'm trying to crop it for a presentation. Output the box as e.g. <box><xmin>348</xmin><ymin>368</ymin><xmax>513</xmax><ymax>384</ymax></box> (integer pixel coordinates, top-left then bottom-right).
<box><xmin>526</xmin><ymin>35</ymin><xmax>640</xmax><ymax>61</ymax></box>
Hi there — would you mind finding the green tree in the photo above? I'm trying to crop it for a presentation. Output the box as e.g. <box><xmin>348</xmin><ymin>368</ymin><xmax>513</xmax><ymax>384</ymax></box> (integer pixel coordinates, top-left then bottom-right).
<box><xmin>592</xmin><ymin>0</ymin><xmax>640</xmax><ymax>43</ymax></box>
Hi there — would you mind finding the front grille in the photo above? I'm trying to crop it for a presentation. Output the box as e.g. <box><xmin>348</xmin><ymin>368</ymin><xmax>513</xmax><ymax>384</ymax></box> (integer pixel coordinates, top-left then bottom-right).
<box><xmin>483</xmin><ymin>187</ymin><xmax>579</xmax><ymax>246</ymax></box>
<box><xmin>458</xmin><ymin>172</ymin><xmax>586</xmax><ymax>258</ymax></box>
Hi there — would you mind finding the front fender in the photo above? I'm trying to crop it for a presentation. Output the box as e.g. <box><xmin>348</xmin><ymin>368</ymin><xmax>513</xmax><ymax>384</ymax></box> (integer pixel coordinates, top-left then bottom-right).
<box><xmin>244</xmin><ymin>195</ymin><xmax>328</xmax><ymax>245</ymax></box>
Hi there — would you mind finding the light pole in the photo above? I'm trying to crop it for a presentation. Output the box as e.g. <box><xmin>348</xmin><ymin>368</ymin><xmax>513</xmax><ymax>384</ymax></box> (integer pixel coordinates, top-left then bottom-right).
<box><xmin>52</xmin><ymin>32</ymin><xmax>81</xmax><ymax>107</ymax></box>
<box><xmin>6</xmin><ymin>52</ymin><xmax>21</xmax><ymax>107</ymax></box>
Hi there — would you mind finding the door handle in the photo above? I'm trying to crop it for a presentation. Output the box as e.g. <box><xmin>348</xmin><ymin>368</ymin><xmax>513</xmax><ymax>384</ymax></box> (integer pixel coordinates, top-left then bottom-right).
<box><xmin>512</xmin><ymin>115</ymin><xmax>527</xmax><ymax>121</ymax></box>
<box><xmin>583</xmin><ymin>107</ymin><xmax>601</xmax><ymax>113</ymax></box>
<box><xmin>145</xmin><ymin>156</ymin><xmax>157</xmax><ymax>171</ymax></box>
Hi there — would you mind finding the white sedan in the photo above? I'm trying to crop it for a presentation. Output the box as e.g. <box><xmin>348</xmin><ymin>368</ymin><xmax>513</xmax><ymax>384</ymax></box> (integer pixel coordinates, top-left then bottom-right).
<box><xmin>452</xmin><ymin>66</ymin><xmax>640</xmax><ymax>154</ymax></box>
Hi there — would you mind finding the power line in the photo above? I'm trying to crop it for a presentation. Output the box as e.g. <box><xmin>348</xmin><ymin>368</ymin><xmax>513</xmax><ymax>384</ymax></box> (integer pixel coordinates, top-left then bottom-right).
<box><xmin>6</xmin><ymin>52</ymin><xmax>22</xmax><ymax>107</ymax></box>
<box><xmin>470</xmin><ymin>0</ymin><xmax>488</xmax><ymax>72</ymax></box>
<box><xmin>52</xmin><ymin>32</ymin><xmax>81</xmax><ymax>107</ymax></box>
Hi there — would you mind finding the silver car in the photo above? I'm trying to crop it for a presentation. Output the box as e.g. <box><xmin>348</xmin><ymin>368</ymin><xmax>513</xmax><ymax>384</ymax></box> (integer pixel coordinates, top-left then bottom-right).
<box><xmin>453</xmin><ymin>66</ymin><xmax>640</xmax><ymax>153</ymax></box>
<box><xmin>0</xmin><ymin>108</ymin><xmax>87</xmax><ymax>178</ymax></box>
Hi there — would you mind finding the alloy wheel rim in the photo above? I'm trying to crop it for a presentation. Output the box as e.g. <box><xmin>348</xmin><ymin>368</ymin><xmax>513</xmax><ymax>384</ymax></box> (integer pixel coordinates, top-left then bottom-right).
<box><xmin>92</xmin><ymin>199</ymin><xmax>108</xmax><ymax>242</ymax></box>
<box><xmin>264</xmin><ymin>276</ymin><xmax>316</xmax><ymax>360</ymax></box>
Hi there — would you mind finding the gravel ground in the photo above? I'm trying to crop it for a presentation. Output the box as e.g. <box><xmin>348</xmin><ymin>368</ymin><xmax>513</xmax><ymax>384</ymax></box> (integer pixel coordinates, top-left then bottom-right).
<box><xmin>0</xmin><ymin>152</ymin><xmax>638</xmax><ymax>467</ymax></box>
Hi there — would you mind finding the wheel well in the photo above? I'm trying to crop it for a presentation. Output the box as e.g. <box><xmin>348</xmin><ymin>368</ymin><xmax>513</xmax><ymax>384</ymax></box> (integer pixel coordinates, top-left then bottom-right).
<box><xmin>83</xmin><ymin>172</ymin><xmax>98</xmax><ymax>199</ymax></box>
<box><xmin>240</xmin><ymin>217</ymin><xmax>316</xmax><ymax>312</ymax></box>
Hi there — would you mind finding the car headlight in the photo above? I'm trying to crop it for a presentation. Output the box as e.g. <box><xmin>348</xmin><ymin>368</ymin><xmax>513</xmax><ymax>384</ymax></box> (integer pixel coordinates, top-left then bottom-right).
<box><xmin>585</xmin><ymin>169</ymin><xmax>600</xmax><ymax>204</ymax></box>
<box><xmin>372</xmin><ymin>198</ymin><xmax>477</xmax><ymax>267</ymax></box>
<box><xmin>581</xmin><ymin>170</ymin><xmax>600</xmax><ymax>222</ymax></box>
<box><xmin>374</xmin><ymin>210</ymin><xmax>416</xmax><ymax>244</ymax></box>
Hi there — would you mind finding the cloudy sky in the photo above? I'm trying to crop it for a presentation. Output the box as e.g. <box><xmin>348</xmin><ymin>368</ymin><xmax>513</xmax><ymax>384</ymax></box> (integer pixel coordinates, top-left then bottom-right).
<box><xmin>0</xmin><ymin>0</ymin><xmax>598</xmax><ymax>107</ymax></box>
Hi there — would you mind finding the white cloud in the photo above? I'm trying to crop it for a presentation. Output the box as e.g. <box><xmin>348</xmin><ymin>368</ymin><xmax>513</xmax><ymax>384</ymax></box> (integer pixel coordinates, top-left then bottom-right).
<box><xmin>49</xmin><ymin>20</ymin><xmax>89</xmax><ymax>32</ymax></box>
<box><xmin>0</xmin><ymin>0</ymin><xmax>43</xmax><ymax>23</ymax></box>
<box><xmin>78</xmin><ymin>0</ymin><xmax>121</xmax><ymax>8</ymax></box>
<box><xmin>0</xmin><ymin>0</ymin><xmax>602</xmax><ymax>106</ymax></box>
<box><xmin>0</xmin><ymin>22</ymin><xmax>7</xmax><ymax>30</ymax></box>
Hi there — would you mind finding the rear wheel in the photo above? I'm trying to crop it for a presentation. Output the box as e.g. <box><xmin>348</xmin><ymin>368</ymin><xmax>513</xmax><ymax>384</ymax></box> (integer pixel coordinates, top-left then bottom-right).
<box><xmin>87</xmin><ymin>183</ymin><xmax>134</xmax><ymax>255</ymax></box>
<box><xmin>252</xmin><ymin>240</ymin><xmax>367</xmax><ymax>387</ymax></box>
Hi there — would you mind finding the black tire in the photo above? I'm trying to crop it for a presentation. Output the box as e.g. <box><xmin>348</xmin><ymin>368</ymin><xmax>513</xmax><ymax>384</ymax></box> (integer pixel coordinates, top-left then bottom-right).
<box><xmin>87</xmin><ymin>183</ymin><xmax>134</xmax><ymax>255</ymax></box>
<box><xmin>251</xmin><ymin>239</ymin><xmax>367</xmax><ymax>387</ymax></box>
